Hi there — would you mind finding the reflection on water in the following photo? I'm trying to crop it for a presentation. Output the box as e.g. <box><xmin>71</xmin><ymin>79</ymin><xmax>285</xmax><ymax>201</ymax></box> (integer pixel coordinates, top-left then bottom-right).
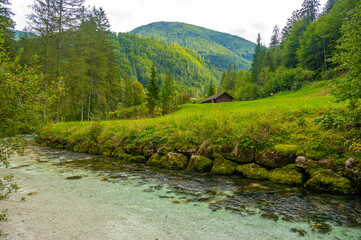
<box><xmin>15</xmin><ymin>146</ymin><xmax>361</xmax><ymax>238</ymax></box>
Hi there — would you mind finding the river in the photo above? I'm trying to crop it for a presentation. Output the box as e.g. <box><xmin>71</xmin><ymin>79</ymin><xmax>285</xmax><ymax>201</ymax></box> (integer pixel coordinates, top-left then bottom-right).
<box><xmin>1</xmin><ymin>145</ymin><xmax>361</xmax><ymax>239</ymax></box>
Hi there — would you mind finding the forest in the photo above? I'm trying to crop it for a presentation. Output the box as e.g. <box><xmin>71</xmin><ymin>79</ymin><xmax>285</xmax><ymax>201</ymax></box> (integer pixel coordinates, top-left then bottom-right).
<box><xmin>0</xmin><ymin>0</ymin><xmax>361</xmax><ymax>125</ymax></box>
<box><xmin>218</xmin><ymin>0</ymin><xmax>360</xmax><ymax>102</ymax></box>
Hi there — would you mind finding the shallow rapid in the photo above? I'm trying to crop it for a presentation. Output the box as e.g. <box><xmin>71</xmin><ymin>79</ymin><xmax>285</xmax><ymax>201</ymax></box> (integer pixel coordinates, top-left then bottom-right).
<box><xmin>1</xmin><ymin>145</ymin><xmax>361</xmax><ymax>239</ymax></box>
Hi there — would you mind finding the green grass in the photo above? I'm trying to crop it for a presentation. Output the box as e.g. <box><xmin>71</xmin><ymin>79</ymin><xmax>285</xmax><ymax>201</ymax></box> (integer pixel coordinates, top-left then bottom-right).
<box><xmin>38</xmin><ymin>81</ymin><xmax>360</xmax><ymax>164</ymax></box>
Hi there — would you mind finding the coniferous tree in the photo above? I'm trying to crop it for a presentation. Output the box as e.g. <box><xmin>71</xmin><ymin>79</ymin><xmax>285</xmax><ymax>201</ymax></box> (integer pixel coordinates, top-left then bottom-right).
<box><xmin>0</xmin><ymin>0</ymin><xmax>14</xmax><ymax>50</ymax></box>
<box><xmin>323</xmin><ymin>0</ymin><xmax>337</xmax><ymax>14</ymax></box>
<box><xmin>160</xmin><ymin>72</ymin><xmax>175</xmax><ymax>114</ymax></box>
<box><xmin>281</xmin><ymin>9</ymin><xmax>302</xmax><ymax>40</ymax></box>
<box><xmin>207</xmin><ymin>81</ymin><xmax>216</xmax><ymax>97</ymax></box>
<box><xmin>251</xmin><ymin>33</ymin><xmax>267</xmax><ymax>82</ymax></box>
<box><xmin>301</xmin><ymin>0</ymin><xmax>321</xmax><ymax>22</ymax></box>
<box><xmin>146</xmin><ymin>64</ymin><xmax>159</xmax><ymax>116</ymax></box>
<box><xmin>270</xmin><ymin>25</ymin><xmax>281</xmax><ymax>47</ymax></box>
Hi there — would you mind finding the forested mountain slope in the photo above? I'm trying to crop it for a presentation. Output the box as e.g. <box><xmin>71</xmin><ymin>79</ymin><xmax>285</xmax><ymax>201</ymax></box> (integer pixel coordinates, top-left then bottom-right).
<box><xmin>130</xmin><ymin>22</ymin><xmax>255</xmax><ymax>70</ymax></box>
<box><xmin>113</xmin><ymin>33</ymin><xmax>221</xmax><ymax>96</ymax></box>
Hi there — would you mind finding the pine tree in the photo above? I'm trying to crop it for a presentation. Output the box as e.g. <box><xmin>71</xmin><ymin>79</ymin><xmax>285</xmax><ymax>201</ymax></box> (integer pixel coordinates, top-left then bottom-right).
<box><xmin>0</xmin><ymin>0</ymin><xmax>15</xmax><ymax>50</ymax></box>
<box><xmin>270</xmin><ymin>25</ymin><xmax>280</xmax><ymax>47</ymax></box>
<box><xmin>146</xmin><ymin>64</ymin><xmax>159</xmax><ymax>116</ymax></box>
<box><xmin>160</xmin><ymin>72</ymin><xmax>175</xmax><ymax>114</ymax></box>
<box><xmin>207</xmin><ymin>81</ymin><xmax>216</xmax><ymax>97</ymax></box>
<box><xmin>301</xmin><ymin>0</ymin><xmax>321</xmax><ymax>22</ymax></box>
<box><xmin>251</xmin><ymin>33</ymin><xmax>267</xmax><ymax>82</ymax></box>
<box><xmin>323</xmin><ymin>0</ymin><xmax>337</xmax><ymax>14</ymax></box>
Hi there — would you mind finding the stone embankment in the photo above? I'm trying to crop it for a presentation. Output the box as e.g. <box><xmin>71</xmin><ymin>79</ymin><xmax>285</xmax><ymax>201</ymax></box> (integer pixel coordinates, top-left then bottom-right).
<box><xmin>38</xmin><ymin>137</ymin><xmax>360</xmax><ymax>195</ymax></box>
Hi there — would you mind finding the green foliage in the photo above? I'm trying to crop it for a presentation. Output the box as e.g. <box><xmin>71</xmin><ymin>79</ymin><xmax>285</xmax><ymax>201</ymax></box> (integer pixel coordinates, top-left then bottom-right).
<box><xmin>114</xmin><ymin>33</ymin><xmax>220</xmax><ymax>97</ymax></box>
<box><xmin>332</xmin><ymin>2</ymin><xmax>361</xmax><ymax>109</ymax></box>
<box><xmin>0</xmin><ymin>0</ymin><xmax>14</xmax><ymax>50</ymax></box>
<box><xmin>175</xmin><ymin>92</ymin><xmax>191</xmax><ymax>105</ymax></box>
<box><xmin>130</xmin><ymin>21</ymin><xmax>255</xmax><ymax>70</ymax></box>
<box><xmin>251</xmin><ymin>34</ymin><xmax>267</xmax><ymax>82</ymax></box>
<box><xmin>132</xmin><ymin>81</ymin><xmax>146</xmax><ymax>106</ymax></box>
<box><xmin>160</xmin><ymin>72</ymin><xmax>175</xmax><ymax>114</ymax></box>
<box><xmin>122</xmin><ymin>74</ymin><xmax>134</xmax><ymax>108</ymax></box>
<box><xmin>146</xmin><ymin>64</ymin><xmax>160</xmax><ymax>116</ymax></box>
<box><xmin>313</xmin><ymin>108</ymin><xmax>361</xmax><ymax>129</ymax></box>
<box><xmin>207</xmin><ymin>81</ymin><xmax>216</xmax><ymax>97</ymax></box>
<box><xmin>108</xmin><ymin>104</ymin><xmax>150</xmax><ymax>120</ymax></box>
<box><xmin>0</xmin><ymin>33</ymin><xmax>58</xmax><ymax>136</ymax></box>
<box><xmin>22</xmin><ymin>3</ymin><xmax>120</xmax><ymax>122</ymax></box>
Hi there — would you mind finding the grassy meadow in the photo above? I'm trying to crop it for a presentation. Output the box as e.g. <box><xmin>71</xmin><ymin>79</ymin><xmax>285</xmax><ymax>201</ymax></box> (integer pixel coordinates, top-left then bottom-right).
<box><xmin>38</xmin><ymin>81</ymin><xmax>361</xmax><ymax>167</ymax></box>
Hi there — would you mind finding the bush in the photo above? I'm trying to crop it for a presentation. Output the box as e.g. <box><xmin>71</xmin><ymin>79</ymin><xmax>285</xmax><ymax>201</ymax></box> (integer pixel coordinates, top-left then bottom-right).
<box><xmin>264</xmin><ymin>66</ymin><xmax>314</xmax><ymax>95</ymax></box>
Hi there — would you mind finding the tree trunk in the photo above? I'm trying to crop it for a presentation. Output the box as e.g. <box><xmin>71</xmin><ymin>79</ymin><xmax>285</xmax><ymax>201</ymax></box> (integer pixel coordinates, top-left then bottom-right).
<box><xmin>87</xmin><ymin>89</ymin><xmax>92</xmax><ymax>121</ymax></box>
<box><xmin>323</xmin><ymin>37</ymin><xmax>327</xmax><ymax>71</ymax></box>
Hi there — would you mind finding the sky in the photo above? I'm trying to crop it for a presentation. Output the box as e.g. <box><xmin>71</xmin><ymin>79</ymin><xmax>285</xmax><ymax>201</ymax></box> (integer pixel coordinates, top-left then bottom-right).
<box><xmin>11</xmin><ymin>0</ymin><xmax>327</xmax><ymax>44</ymax></box>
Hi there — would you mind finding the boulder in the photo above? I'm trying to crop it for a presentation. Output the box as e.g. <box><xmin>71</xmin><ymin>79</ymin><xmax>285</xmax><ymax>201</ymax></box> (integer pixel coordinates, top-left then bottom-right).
<box><xmin>112</xmin><ymin>147</ymin><xmax>127</xmax><ymax>158</ymax></box>
<box><xmin>161</xmin><ymin>152</ymin><xmax>189</xmax><ymax>170</ymax></box>
<box><xmin>255</xmin><ymin>146</ymin><xmax>296</xmax><ymax>169</ymax></box>
<box><xmin>225</xmin><ymin>151</ymin><xmax>254</xmax><ymax>164</ymax></box>
<box><xmin>344</xmin><ymin>158</ymin><xmax>361</xmax><ymax>192</ymax></box>
<box><xmin>129</xmin><ymin>155</ymin><xmax>147</xmax><ymax>164</ymax></box>
<box><xmin>269</xmin><ymin>164</ymin><xmax>303</xmax><ymax>186</ymax></box>
<box><xmin>274</xmin><ymin>144</ymin><xmax>298</xmax><ymax>156</ymax></box>
<box><xmin>304</xmin><ymin>169</ymin><xmax>354</xmax><ymax>194</ymax></box>
<box><xmin>211</xmin><ymin>156</ymin><xmax>236</xmax><ymax>175</ymax></box>
<box><xmin>295</xmin><ymin>156</ymin><xmax>332</xmax><ymax>170</ymax></box>
<box><xmin>146</xmin><ymin>153</ymin><xmax>163</xmax><ymax>166</ymax></box>
<box><xmin>187</xmin><ymin>155</ymin><xmax>213</xmax><ymax>172</ymax></box>
<box><xmin>235</xmin><ymin>163</ymin><xmax>269</xmax><ymax>180</ymax></box>
<box><xmin>148</xmin><ymin>152</ymin><xmax>189</xmax><ymax>170</ymax></box>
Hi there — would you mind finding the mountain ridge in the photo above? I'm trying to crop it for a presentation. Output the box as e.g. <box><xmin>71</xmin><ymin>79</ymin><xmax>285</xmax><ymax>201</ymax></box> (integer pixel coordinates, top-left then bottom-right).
<box><xmin>130</xmin><ymin>21</ymin><xmax>255</xmax><ymax>70</ymax></box>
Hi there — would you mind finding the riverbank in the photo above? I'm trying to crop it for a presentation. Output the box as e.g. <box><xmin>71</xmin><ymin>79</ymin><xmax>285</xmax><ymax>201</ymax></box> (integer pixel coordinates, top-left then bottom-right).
<box><xmin>36</xmin><ymin>82</ymin><xmax>361</xmax><ymax>195</ymax></box>
<box><xmin>1</xmin><ymin>145</ymin><xmax>361</xmax><ymax>239</ymax></box>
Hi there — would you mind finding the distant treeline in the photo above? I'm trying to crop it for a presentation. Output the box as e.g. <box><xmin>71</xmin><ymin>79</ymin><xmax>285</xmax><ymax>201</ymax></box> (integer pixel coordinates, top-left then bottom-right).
<box><xmin>217</xmin><ymin>0</ymin><xmax>359</xmax><ymax>101</ymax></box>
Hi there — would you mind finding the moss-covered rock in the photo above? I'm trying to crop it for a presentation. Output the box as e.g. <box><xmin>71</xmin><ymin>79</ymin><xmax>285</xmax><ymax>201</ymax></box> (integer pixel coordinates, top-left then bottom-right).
<box><xmin>255</xmin><ymin>148</ymin><xmax>296</xmax><ymax>169</ymax></box>
<box><xmin>111</xmin><ymin>147</ymin><xmax>126</xmax><ymax>158</ymax></box>
<box><xmin>269</xmin><ymin>164</ymin><xmax>303</xmax><ymax>186</ymax></box>
<box><xmin>187</xmin><ymin>155</ymin><xmax>213</xmax><ymax>172</ymax></box>
<box><xmin>160</xmin><ymin>152</ymin><xmax>189</xmax><ymax>170</ymax></box>
<box><xmin>304</xmin><ymin>169</ymin><xmax>354</xmax><ymax>194</ymax></box>
<box><xmin>146</xmin><ymin>153</ymin><xmax>163</xmax><ymax>166</ymax></box>
<box><xmin>129</xmin><ymin>155</ymin><xmax>147</xmax><ymax>163</ymax></box>
<box><xmin>274</xmin><ymin>144</ymin><xmax>298</xmax><ymax>156</ymax></box>
<box><xmin>211</xmin><ymin>156</ymin><xmax>236</xmax><ymax>175</ymax></box>
<box><xmin>235</xmin><ymin>163</ymin><xmax>269</xmax><ymax>180</ymax></box>
<box><xmin>146</xmin><ymin>152</ymin><xmax>188</xmax><ymax>170</ymax></box>
<box><xmin>225</xmin><ymin>152</ymin><xmax>254</xmax><ymax>164</ymax></box>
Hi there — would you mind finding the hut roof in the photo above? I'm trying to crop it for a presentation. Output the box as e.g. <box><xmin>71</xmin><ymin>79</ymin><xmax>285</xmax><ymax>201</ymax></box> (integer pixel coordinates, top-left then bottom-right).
<box><xmin>197</xmin><ymin>92</ymin><xmax>234</xmax><ymax>104</ymax></box>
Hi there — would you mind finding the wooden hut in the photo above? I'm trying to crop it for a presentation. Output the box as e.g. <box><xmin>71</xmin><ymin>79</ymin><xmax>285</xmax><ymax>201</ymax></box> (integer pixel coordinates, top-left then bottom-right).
<box><xmin>198</xmin><ymin>92</ymin><xmax>234</xmax><ymax>104</ymax></box>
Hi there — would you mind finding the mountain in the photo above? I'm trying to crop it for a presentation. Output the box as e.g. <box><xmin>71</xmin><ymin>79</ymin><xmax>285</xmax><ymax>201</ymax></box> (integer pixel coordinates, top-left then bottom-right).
<box><xmin>13</xmin><ymin>30</ymin><xmax>36</xmax><ymax>40</ymax></box>
<box><xmin>113</xmin><ymin>33</ymin><xmax>221</xmax><ymax>97</ymax></box>
<box><xmin>130</xmin><ymin>22</ymin><xmax>255</xmax><ymax>70</ymax></box>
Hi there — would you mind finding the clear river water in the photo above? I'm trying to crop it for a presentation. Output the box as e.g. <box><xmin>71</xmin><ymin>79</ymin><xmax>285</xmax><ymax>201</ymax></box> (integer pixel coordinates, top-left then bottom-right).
<box><xmin>1</xmin><ymin>145</ymin><xmax>361</xmax><ymax>239</ymax></box>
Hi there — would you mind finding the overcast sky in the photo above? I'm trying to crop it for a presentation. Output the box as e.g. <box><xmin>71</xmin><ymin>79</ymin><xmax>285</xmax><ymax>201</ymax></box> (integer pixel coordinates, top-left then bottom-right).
<box><xmin>11</xmin><ymin>0</ymin><xmax>327</xmax><ymax>44</ymax></box>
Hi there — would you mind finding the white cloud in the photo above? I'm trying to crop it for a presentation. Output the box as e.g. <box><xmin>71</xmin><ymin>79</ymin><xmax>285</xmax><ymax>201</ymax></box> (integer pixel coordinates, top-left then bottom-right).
<box><xmin>12</xmin><ymin>0</ymin><xmax>328</xmax><ymax>43</ymax></box>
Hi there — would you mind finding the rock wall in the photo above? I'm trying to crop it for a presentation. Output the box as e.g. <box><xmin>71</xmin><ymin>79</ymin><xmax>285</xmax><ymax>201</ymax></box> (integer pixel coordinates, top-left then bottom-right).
<box><xmin>37</xmin><ymin>137</ymin><xmax>359</xmax><ymax>195</ymax></box>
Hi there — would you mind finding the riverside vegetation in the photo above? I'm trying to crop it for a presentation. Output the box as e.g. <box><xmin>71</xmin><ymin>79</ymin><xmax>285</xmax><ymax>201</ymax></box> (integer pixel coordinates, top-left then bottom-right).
<box><xmin>36</xmin><ymin>81</ymin><xmax>361</xmax><ymax>195</ymax></box>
